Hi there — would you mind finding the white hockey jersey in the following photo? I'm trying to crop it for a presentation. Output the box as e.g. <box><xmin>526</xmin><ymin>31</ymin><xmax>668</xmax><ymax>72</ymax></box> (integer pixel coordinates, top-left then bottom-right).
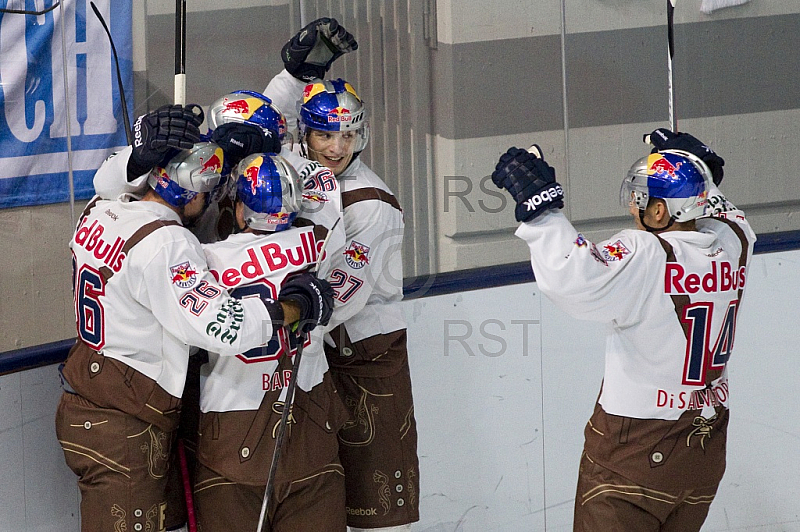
<box><xmin>199</xmin><ymin>222</ymin><xmax>342</xmax><ymax>413</ymax></box>
<box><xmin>266</xmin><ymin>70</ymin><xmax>407</xmax><ymax>343</ymax></box>
<box><xmin>515</xmin><ymin>190</ymin><xmax>756</xmax><ymax>420</ymax></box>
<box><xmin>70</xmin><ymin>197</ymin><xmax>276</xmax><ymax>398</ymax></box>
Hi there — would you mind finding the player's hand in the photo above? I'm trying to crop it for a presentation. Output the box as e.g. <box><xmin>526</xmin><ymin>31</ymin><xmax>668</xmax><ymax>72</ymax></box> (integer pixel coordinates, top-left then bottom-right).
<box><xmin>645</xmin><ymin>128</ymin><xmax>725</xmax><ymax>185</ymax></box>
<box><xmin>281</xmin><ymin>17</ymin><xmax>358</xmax><ymax>82</ymax></box>
<box><xmin>491</xmin><ymin>145</ymin><xmax>564</xmax><ymax>223</ymax></box>
<box><xmin>211</xmin><ymin>123</ymin><xmax>282</xmax><ymax>166</ymax></box>
<box><xmin>127</xmin><ymin>104</ymin><xmax>204</xmax><ymax>181</ymax></box>
<box><xmin>278</xmin><ymin>272</ymin><xmax>335</xmax><ymax>333</ymax></box>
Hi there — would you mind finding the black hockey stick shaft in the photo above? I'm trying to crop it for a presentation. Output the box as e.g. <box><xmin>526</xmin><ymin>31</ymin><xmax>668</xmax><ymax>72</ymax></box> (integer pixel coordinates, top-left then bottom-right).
<box><xmin>667</xmin><ymin>0</ymin><xmax>677</xmax><ymax>131</ymax></box>
<box><xmin>256</xmin><ymin>219</ymin><xmax>340</xmax><ymax>532</ymax></box>
<box><xmin>174</xmin><ymin>0</ymin><xmax>187</xmax><ymax>104</ymax></box>
<box><xmin>89</xmin><ymin>2</ymin><xmax>133</xmax><ymax>144</ymax></box>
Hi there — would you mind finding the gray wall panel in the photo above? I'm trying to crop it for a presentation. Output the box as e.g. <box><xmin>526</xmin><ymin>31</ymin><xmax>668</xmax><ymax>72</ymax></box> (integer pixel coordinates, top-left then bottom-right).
<box><xmin>675</xmin><ymin>13</ymin><xmax>800</xmax><ymax>118</ymax></box>
<box><xmin>143</xmin><ymin>6</ymin><xmax>291</xmax><ymax>112</ymax></box>
<box><xmin>435</xmin><ymin>37</ymin><xmax>565</xmax><ymax>139</ymax></box>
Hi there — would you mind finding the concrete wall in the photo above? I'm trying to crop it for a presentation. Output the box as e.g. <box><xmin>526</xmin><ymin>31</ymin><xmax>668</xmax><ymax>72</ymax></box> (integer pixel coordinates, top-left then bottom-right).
<box><xmin>3</xmin><ymin>0</ymin><xmax>800</xmax><ymax>354</ymax></box>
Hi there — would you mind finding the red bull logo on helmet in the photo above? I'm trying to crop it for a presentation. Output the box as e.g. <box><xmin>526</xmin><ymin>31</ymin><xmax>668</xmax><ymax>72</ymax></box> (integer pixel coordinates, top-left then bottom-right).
<box><xmin>200</xmin><ymin>148</ymin><xmax>224</xmax><ymax>174</ymax></box>
<box><xmin>170</xmin><ymin>260</ymin><xmax>199</xmax><ymax>289</ymax></box>
<box><xmin>243</xmin><ymin>157</ymin><xmax>264</xmax><ymax>195</ymax></box>
<box><xmin>266</xmin><ymin>212</ymin><xmax>291</xmax><ymax>223</ymax></box>
<box><xmin>327</xmin><ymin>107</ymin><xmax>352</xmax><ymax>124</ymax></box>
<box><xmin>648</xmin><ymin>154</ymin><xmax>683</xmax><ymax>178</ymax></box>
<box><xmin>154</xmin><ymin>167</ymin><xmax>171</xmax><ymax>188</ymax></box>
<box><xmin>222</xmin><ymin>97</ymin><xmax>262</xmax><ymax>120</ymax></box>
<box><xmin>343</xmin><ymin>240</ymin><xmax>370</xmax><ymax>269</ymax></box>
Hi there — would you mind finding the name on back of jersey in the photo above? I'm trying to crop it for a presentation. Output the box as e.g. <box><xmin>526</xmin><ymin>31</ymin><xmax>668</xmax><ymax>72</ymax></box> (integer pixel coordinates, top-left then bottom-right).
<box><xmin>209</xmin><ymin>228</ymin><xmax>322</xmax><ymax>289</ymax></box>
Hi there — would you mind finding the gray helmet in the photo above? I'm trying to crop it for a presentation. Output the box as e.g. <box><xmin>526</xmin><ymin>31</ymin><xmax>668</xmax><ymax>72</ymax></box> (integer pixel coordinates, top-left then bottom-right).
<box><xmin>620</xmin><ymin>149</ymin><xmax>711</xmax><ymax>223</ymax></box>
<box><xmin>147</xmin><ymin>142</ymin><xmax>226</xmax><ymax>208</ymax></box>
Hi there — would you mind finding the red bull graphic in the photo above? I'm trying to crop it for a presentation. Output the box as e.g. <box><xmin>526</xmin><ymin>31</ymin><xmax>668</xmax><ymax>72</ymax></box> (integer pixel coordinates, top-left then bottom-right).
<box><xmin>266</xmin><ymin>212</ymin><xmax>291</xmax><ymax>223</ymax></box>
<box><xmin>200</xmin><ymin>149</ymin><xmax>224</xmax><ymax>174</ymax></box>
<box><xmin>243</xmin><ymin>159</ymin><xmax>263</xmax><ymax>195</ymax></box>
<box><xmin>343</xmin><ymin>240</ymin><xmax>370</xmax><ymax>269</ymax></box>
<box><xmin>170</xmin><ymin>260</ymin><xmax>199</xmax><ymax>289</ymax></box>
<box><xmin>154</xmin><ymin>167</ymin><xmax>170</xmax><ymax>188</ymax></box>
<box><xmin>602</xmin><ymin>240</ymin><xmax>631</xmax><ymax>262</ymax></box>
<box><xmin>648</xmin><ymin>154</ymin><xmax>683</xmax><ymax>178</ymax></box>
<box><xmin>327</xmin><ymin>106</ymin><xmax>352</xmax><ymax>124</ymax></box>
<box><xmin>222</xmin><ymin>98</ymin><xmax>252</xmax><ymax>117</ymax></box>
<box><xmin>302</xmin><ymin>191</ymin><xmax>329</xmax><ymax>204</ymax></box>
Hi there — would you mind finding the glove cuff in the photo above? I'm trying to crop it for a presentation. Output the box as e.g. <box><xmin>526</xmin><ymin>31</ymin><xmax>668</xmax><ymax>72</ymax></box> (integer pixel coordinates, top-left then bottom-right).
<box><xmin>514</xmin><ymin>184</ymin><xmax>565</xmax><ymax>222</ymax></box>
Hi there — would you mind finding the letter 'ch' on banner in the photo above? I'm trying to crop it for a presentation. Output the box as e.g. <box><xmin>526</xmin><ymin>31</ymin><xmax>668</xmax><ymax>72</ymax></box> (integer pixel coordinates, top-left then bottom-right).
<box><xmin>0</xmin><ymin>0</ymin><xmax>132</xmax><ymax>208</ymax></box>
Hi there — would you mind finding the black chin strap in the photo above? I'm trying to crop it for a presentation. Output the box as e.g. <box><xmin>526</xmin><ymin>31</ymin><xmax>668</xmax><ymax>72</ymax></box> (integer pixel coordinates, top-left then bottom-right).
<box><xmin>639</xmin><ymin>209</ymin><xmax>675</xmax><ymax>233</ymax></box>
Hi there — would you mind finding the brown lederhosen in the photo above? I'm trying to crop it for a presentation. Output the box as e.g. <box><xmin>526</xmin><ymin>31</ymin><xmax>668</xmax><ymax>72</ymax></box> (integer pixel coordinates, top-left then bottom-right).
<box><xmin>193</xmin><ymin>353</ymin><xmax>349</xmax><ymax>531</ymax></box>
<box><xmin>574</xmin><ymin>232</ymin><xmax>744</xmax><ymax>530</ymax></box>
<box><xmin>576</xmin><ymin>402</ymin><xmax>728</xmax><ymax>531</ymax></box>
<box><xmin>56</xmin><ymin>208</ymin><xmax>186</xmax><ymax>531</ymax></box>
<box><xmin>57</xmin><ymin>341</ymin><xmax>183</xmax><ymax>532</ymax></box>
<box><xmin>325</xmin><ymin>325</ymin><xmax>420</xmax><ymax>528</ymax></box>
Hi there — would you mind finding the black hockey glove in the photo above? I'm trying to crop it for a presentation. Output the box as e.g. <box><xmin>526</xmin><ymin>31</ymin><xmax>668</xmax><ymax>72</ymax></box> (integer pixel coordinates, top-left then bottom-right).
<box><xmin>281</xmin><ymin>17</ymin><xmax>358</xmax><ymax>82</ymax></box>
<box><xmin>492</xmin><ymin>146</ymin><xmax>564</xmax><ymax>223</ymax></box>
<box><xmin>646</xmin><ymin>128</ymin><xmax>725</xmax><ymax>185</ymax></box>
<box><xmin>279</xmin><ymin>272</ymin><xmax>335</xmax><ymax>334</ymax></box>
<box><xmin>211</xmin><ymin>122</ymin><xmax>282</xmax><ymax>166</ymax></box>
<box><xmin>127</xmin><ymin>104</ymin><xmax>204</xmax><ymax>181</ymax></box>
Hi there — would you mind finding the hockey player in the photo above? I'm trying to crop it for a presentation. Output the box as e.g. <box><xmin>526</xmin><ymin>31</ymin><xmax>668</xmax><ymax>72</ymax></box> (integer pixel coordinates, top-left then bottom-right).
<box><xmin>193</xmin><ymin>152</ymin><xmax>346</xmax><ymax>531</ymax></box>
<box><xmin>490</xmin><ymin>131</ymin><xmax>755</xmax><ymax>531</ymax></box>
<box><xmin>265</xmin><ymin>19</ymin><xmax>420</xmax><ymax>531</ymax></box>
<box><xmin>56</xmin><ymin>137</ymin><xmax>333</xmax><ymax>532</ymax></box>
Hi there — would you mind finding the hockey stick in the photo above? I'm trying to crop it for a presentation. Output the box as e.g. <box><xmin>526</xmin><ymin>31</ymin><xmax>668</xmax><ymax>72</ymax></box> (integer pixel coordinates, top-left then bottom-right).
<box><xmin>667</xmin><ymin>0</ymin><xmax>677</xmax><ymax>132</ymax></box>
<box><xmin>174</xmin><ymin>0</ymin><xmax>187</xmax><ymax>105</ymax></box>
<box><xmin>256</xmin><ymin>219</ymin><xmax>340</xmax><ymax>532</ymax></box>
<box><xmin>169</xmin><ymin>3</ymin><xmax>198</xmax><ymax>530</ymax></box>
<box><xmin>89</xmin><ymin>2</ymin><xmax>133</xmax><ymax>144</ymax></box>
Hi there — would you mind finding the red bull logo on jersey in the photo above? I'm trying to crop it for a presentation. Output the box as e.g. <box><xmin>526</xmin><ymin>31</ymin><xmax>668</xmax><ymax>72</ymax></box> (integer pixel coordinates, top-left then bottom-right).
<box><xmin>327</xmin><ymin>106</ymin><xmax>352</xmax><ymax>124</ymax></box>
<box><xmin>208</xmin><ymin>228</ymin><xmax>319</xmax><ymax>288</ymax></box>
<box><xmin>648</xmin><ymin>155</ymin><xmax>683</xmax><ymax>178</ymax></box>
<box><xmin>602</xmin><ymin>240</ymin><xmax>631</xmax><ymax>262</ymax></box>
<box><xmin>302</xmin><ymin>190</ymin><xmax>329</xmax><ymax>203</ymax></box>
<box><xmin>170</xmin><ymin>261</ymin><xmax>199</xmax><ymax>289</ymax></box>
<box><xmin>664</xmin><ymin>260</ymin><xmax>746</xmax><ymax>294</ymax></box>
<box><xmin>344</xmin><ymin>241</ymin><xmax>370</xmax><ymax>269</ymax></box>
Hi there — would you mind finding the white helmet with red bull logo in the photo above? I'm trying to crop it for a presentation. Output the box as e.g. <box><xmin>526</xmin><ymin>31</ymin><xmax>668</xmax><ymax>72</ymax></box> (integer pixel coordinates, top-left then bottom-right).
<box><xmin>297</xmin><ymin>78</ymin><xmax>369</xmax><ymax>152</ymax></box>
<box><xmin>208</xmin><ymin>90</ymin><xmax>288</xmax><ymax>142</ymax></box>
<box><xmin>147</xmin><ymin>142</ymin><xmax>227</xmax><ymax>208</ymax></box>
<box><xmin>620</xmin><ymin>149</ymin><xmax>711</xmax><ymax>223</ymax></box>
<box><xmin>234</xmin><ymin>153</ymin><xmax>303</xmax><ymax>232</ymax></box>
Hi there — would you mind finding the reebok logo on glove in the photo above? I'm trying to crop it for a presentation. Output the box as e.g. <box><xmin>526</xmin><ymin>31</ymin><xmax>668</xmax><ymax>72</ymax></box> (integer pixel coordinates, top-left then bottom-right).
<box><xmin>523</xmin><ymin>185</ymin><xmax>564</xmax><ymax>212</ymax></box>
<box><xmin>132</xmin><ymin>115</ymin><xmax>143</xmax><ymax>148</ymax></box>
